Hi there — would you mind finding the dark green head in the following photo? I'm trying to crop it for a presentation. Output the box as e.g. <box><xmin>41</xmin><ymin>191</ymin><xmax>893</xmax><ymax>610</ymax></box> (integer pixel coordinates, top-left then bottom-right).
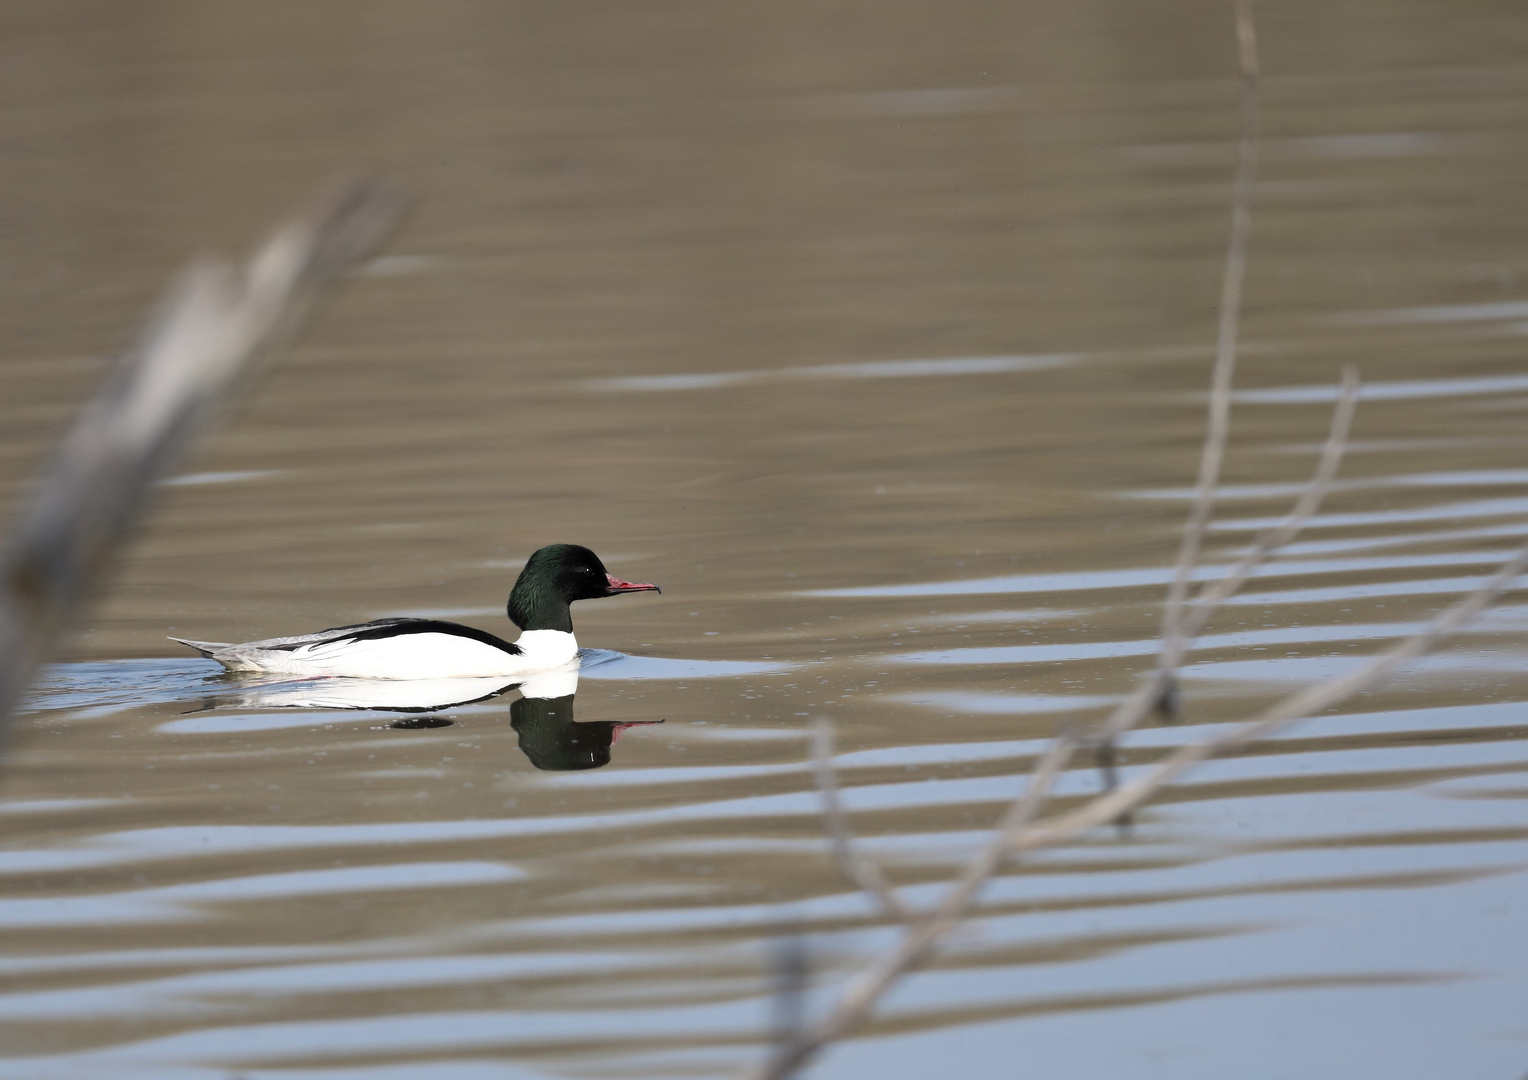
<box><xmin>506</xmin><ymin>543</ymin><xmax>660</xmax><ymax>632</ymax></box>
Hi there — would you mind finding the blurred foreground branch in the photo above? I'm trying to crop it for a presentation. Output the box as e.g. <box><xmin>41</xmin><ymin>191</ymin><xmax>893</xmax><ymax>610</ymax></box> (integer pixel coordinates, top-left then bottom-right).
<box><xmin>0</xmin><ymin>179</ymin><xmax>406</xmax><ymax>732</ymax></box>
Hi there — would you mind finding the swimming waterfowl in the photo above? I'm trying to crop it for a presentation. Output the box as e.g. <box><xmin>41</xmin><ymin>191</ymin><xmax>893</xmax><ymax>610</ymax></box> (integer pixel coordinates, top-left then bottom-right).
<box><xmin>171</xmin><ymin>544</ymin><xmax>659</xmax><ymax>680</ymax></box>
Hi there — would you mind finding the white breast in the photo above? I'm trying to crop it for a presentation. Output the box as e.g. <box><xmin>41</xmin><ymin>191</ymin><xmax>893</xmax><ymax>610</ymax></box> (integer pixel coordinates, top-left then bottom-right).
<box><xmin>509</xmin><ymin>630</ymin><xmax>582</xmax><ymax>672</ymax></box>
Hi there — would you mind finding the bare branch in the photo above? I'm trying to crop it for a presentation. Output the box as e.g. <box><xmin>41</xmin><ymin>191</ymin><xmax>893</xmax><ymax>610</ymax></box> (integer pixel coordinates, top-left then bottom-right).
<box><xmin>739</xmin><ymin>7</ymin><xmax>1528</xmax><ymax>1078</ymax></box>
<box><xmin>1086</xmin><ymin>0</ymin><xmax>1269</xmax><ymax>778</ymax></box>
<box><xmin>0</xmin><ymin>179</ymin><xmax>407</xmax><ymax>731</ymax></box>
<box><xmin>1095</xmin><ymin>362</ymin><xmax>1360</xmax><ymax>752</ymax></box>
<box><xmin>749</xmin><ymin>729</ymin><xmax>1078</xmax><ymax>1080</ymax></box>
<box><xmin>811</xmin><ymin>718</ymin><xmax>911</xmax><ymax>922</ymax></box>
<box><xmin>1018</xmin><ymin>540</ymin><xmax>1528</xmax><ymax>855</ymax></box>
<box><xmin>1182</xmin><ymin>363</ymin><xmax>1360</xmax><ymax>635</ymax></box>
<box><xmin>938</xmin><ymin>725</ymin><xmax>1078</xmax><ymax>917</ymax></box>
<box><xmin>756</xmin><ymin>536</ymin><xmax>1528</xmax><ymax>1080</ymax></box>
<box><xmin>1156</xmin><ymin>0</ymin><xmax>1262</xmax><ymax>668</ymax></box>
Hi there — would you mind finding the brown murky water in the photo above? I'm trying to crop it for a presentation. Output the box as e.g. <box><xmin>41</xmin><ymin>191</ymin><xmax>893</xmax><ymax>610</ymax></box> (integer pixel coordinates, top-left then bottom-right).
<box><xmin>4</xmin><ymin>2</ymin><xmax>1528</xmax><ymax>1077</ymax></box>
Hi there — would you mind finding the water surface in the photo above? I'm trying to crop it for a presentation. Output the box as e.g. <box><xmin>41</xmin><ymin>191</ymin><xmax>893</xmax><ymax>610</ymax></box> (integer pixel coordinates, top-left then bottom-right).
<box><xmin>3</xmin><ymin>1</ymin><xmax>1528</xmax><ymax>1077</ymax></box>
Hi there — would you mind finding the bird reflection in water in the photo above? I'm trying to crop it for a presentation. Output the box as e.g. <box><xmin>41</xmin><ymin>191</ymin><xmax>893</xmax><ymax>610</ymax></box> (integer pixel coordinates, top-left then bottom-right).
<box><xmin>206</xmin><ymin>665</ymin><xmax>659</xmax><ymax>770</ymax></box>
<box><xmin>506</xmin><ymin>668</ymin><xmax>663</xmax><ymax>770</ymax></box>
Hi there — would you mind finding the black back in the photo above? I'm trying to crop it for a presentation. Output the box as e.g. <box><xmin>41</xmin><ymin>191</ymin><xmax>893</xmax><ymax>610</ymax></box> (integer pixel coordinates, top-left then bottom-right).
<box><xmin>265</xmin><ymin>618</ymin><xmax>521</xmax><ymax>655</ymax></box>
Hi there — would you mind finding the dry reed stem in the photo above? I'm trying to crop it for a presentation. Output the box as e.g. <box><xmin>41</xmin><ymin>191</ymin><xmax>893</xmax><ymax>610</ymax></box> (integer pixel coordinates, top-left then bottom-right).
<box><xmin>0</xmin><ymin>179</ymin><xmax>406</xmax><ymax>730</ymax></box>
<box><xmin>811</xmin><ymin>718</ymin><xmax>912</xmax><ymax>921</ymax></box>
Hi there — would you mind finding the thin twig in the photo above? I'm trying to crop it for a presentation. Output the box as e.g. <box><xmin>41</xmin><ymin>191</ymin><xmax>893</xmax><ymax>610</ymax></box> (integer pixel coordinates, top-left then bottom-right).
<box><xmin>1095</xmin><ymin>362</ymin><xmax>1360</xmax><ymax>753</ymax></box>
<box><xmin>1088</xmin><ymin>0</ymin><xmax>1266</xmax><ymax>788</ymax></box>
<box><xmin>750</xmin><ymin>729</ymin><xmax>1078</xmax><ymax>1080</ymax></box>
<box><xmin>1182</xmin><ymin>363</ymin><xmax>1360</xmax><ymax>637</ymax></box>
<box><xmin>1156</xmin><ymin>0</ymin><xmax>1262</xmax><ymax>700</ymax></box>
<box><xmin>811</xmin><ymin>718</ymin><xmax>911</xmax><ymax>921</ymax></box>
<box><xmin>1013</xmin><ymin>540</ymin><xmax>1528</xmax><ymax>853</ymax></box>
<box><xmin>0</xmin><ymin>179</ymin><xmax>406</xmax><ymax>731</ymax></box>
<box><xmin>935</xmin><ymin>725</ymin><xmax>1079</xmax><ymax>919</ymax></box>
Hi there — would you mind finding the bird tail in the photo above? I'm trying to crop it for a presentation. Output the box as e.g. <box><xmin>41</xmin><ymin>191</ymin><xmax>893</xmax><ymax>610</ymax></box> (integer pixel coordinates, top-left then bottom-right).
<box><xmin>168</xmin><ymin>636</ymin><xmax>232</xmax><ymax>660</ymax></box>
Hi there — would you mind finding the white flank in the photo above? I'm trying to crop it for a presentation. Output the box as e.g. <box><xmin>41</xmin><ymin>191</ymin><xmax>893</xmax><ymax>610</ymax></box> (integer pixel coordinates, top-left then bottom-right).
<box><xmin>219</xmin><ymin>629</ymin><xmax>579</xmax><ymax>680</ymax></box>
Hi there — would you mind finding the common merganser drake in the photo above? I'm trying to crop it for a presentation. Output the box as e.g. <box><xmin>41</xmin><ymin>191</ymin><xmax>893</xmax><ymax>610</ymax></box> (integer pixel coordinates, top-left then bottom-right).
<box><xmin>170</xmin><ymin>544</ymin><xmax>660</xmax><ymax>680</ymax></box>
